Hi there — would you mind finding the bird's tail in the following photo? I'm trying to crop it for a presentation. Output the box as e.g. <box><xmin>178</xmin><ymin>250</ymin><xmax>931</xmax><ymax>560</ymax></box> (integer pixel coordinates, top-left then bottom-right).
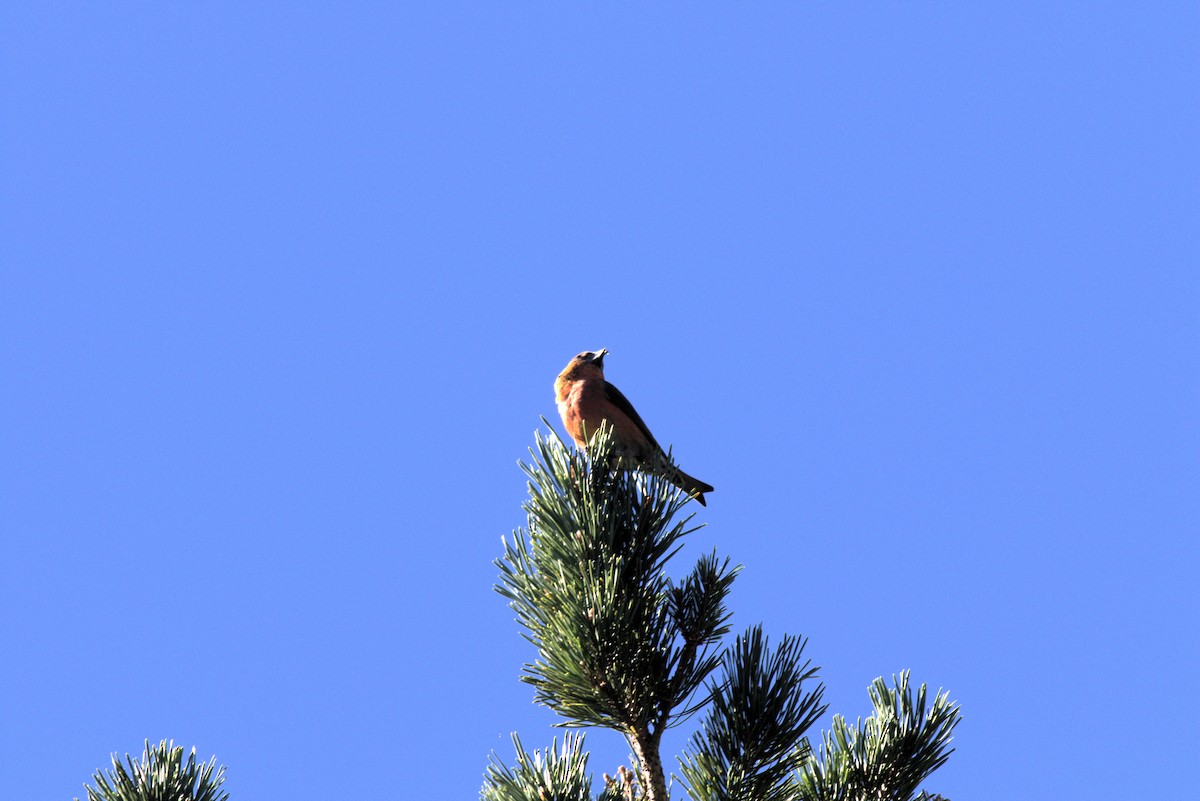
<box><xmin>672</xmin><ymin>468</ymin><xmax>713</xmax><ymax>507</ymax></box>
<box><xmin>615</xmin><ymin>447</ymin><xmax>714</xmax><ymax>506</ymax></box>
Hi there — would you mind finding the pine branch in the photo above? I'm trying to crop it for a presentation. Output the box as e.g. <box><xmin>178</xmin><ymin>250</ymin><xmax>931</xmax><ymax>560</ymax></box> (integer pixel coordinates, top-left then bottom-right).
<box><xmin>483</xmin><ymin>733</ymin><xmax>626</xmax><ymax>801</ymax></box>
<box><xmin>678</xmin><ymin>625</ymin><xmax>827</xmax><ymax>801</ymax></box>
<box><xmin>665</xmin><ymin>551</ymin><xmax>739</xmax><ymax>723</ymax></box>
<box><xmin>78</xmin><ymin>740</ymin><xmax>228</xmax><ymax>801</ymax></box>
<box><xmin>797</xmin><ymin>672</ymin><xmax>961</xmax><ymax>801</ymax></box>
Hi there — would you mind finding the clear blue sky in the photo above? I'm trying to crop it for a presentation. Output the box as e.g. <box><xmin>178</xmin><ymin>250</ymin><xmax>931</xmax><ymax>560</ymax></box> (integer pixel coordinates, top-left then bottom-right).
<box><xmin>2</xmin><ymin>4</ymin><xmax>1196</xmax><ymax>800</ymax></box>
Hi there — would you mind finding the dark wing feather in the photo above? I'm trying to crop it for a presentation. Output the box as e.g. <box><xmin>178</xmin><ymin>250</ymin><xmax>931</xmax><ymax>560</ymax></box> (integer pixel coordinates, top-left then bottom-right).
<box><xmin>604</xmin><ymin>381</ymin><xmax>663</xmax><ymax>452</ymax></box>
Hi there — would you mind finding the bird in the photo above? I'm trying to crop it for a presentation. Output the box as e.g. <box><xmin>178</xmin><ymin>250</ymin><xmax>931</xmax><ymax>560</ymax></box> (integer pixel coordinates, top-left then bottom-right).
<box><xmin>554</xmin><ymin>349</ymin><xmax>713</xmax><ymax>505</ymax></box>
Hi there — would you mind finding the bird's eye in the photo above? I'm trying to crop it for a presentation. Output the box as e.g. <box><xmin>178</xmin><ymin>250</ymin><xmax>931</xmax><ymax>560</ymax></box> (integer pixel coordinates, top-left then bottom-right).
<box><xmin>576</xmin><ymin>352</ymin><xmax>589</xmax><ymax>360</ymax></box>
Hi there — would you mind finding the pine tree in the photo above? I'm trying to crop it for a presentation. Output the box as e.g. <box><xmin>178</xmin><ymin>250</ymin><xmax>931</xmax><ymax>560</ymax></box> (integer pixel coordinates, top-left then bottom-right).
<box><xmin>485</xmin><ymin>427</ymin><xmax>960</xmax><ymax>801</ymax></box>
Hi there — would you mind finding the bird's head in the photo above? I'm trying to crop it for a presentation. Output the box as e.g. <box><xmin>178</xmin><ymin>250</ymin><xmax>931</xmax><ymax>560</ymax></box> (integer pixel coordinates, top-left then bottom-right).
<box><xmin>559</xmin><ymin>348</ymin><xmax>608</xmax><ymax>381</ymax></box>
<box><xmin>574</xmin><ymin>349</ymin><xmax>607</xmax><ymax>368</ymax></box>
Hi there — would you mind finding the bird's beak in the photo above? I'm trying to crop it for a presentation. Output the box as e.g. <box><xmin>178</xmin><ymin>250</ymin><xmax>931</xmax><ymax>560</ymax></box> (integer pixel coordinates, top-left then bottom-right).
<box><xmin>592</xmin><ymin>348</ymin><xmax>608</xmax><ymax>366</ymax></box>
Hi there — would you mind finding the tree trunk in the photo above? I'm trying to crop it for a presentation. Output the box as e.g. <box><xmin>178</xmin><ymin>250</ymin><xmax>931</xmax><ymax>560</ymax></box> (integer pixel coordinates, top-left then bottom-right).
<box><xmin>629</xmin><ymin>726</ymin><xmax>668</xmax><ymax>801</ymax></box>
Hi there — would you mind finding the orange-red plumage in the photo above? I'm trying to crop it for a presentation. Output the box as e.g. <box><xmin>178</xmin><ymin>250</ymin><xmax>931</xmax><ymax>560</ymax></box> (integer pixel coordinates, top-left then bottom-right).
<box><xmin>554</xmin><ymin>349</ymin><xmax>713</xmax><ymax>505</ymax></box>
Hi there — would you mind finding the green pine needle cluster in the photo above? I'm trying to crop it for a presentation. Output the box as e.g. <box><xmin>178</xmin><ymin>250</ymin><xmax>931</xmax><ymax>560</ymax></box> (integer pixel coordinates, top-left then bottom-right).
<box><xmin>798</xmin><ymin>673</ymin><xmax>961</xmax><ymax>801</ymax></box>
<box><xmin>483</xmin><ymin>733</ymin><xmax>628</xmax><ymax>801</ymax></box>
<box><xmin>679</xmin><ymin>626</ymin><xmax>826</xmax><ymax>801</ymax></box>
<box><xmin>79</xmin><ymin>740</ymin><xmax>228</xmax><ymax>801</ymax></box>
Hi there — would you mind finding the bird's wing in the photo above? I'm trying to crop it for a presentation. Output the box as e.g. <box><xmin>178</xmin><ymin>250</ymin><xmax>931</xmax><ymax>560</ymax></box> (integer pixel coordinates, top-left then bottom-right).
<box><xmin>603</xmin><ymin>381</ymin><xmax>663</xmax><ymax>452</ymax></box>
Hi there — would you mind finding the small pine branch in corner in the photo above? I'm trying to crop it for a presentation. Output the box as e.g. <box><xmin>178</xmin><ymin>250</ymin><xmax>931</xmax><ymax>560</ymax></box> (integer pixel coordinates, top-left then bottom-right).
<box><xmin>78</xmin><ymin>739</ymin><xmax>229</xmax><ymax>801</ymax></box>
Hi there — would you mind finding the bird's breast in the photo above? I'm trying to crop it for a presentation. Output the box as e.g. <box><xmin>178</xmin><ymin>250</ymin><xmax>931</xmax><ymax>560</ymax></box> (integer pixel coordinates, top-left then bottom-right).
<box><xmin>556</xmin><ymin>380</ymin><xmax>607</xmax><ymax>447</ymax></box>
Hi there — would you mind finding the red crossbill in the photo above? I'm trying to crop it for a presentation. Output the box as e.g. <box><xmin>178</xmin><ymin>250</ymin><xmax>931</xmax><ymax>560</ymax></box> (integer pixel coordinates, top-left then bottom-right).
<box><xmin>554</xmin><ymin>349</ymin><xmax>713</xmax><ymax>505</ymax></box>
